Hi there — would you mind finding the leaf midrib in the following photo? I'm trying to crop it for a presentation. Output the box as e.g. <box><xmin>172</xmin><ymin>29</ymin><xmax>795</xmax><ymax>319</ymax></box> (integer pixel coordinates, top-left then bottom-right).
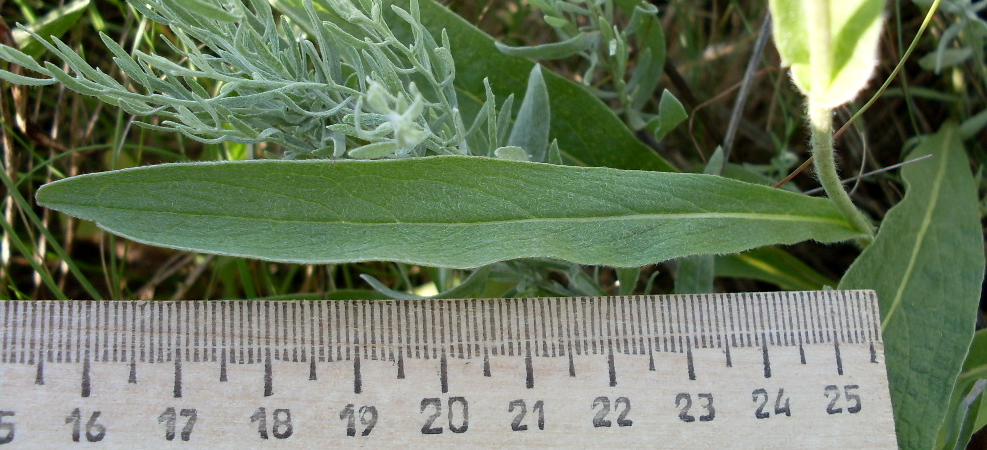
<box><xmin>881</xmin><ymin>129</ymin><xmax>952</xmax><ymax>330</ymax></box>
<box><xmin>56</xmin><ymin>203</ymin><xmax>852</xmax><ymax>227</ymax></box>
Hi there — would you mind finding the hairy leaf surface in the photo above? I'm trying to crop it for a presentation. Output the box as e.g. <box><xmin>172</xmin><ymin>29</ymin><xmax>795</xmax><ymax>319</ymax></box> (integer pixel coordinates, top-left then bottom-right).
<box><xmin>839</xmin><ymin>122</ymin><xmax>984</xmax><ymax>449</ymax></box>
<box><xmin>37</xmin><ymin>157</ymin><xmax>859</xmax><ymax>268</ymax></box>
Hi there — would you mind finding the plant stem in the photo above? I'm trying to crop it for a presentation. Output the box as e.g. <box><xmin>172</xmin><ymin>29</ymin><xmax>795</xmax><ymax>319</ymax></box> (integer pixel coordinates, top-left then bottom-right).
<box><xmin>807</xmin><ymin>0</ymin><xmax>875</xmax><ymax>242</ymax></box>
<box><xmin>809</xmin><ymin>105</ymin><xmax>874</xmax><ymax>239</ymax></box>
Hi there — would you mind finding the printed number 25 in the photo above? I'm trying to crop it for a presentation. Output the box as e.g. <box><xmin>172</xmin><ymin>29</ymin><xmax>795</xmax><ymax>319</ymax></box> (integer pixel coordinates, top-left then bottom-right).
<box><xmin>825</xmin><ymin>385</ymin><xmax>862</xmax><ymax>414</ymax></box>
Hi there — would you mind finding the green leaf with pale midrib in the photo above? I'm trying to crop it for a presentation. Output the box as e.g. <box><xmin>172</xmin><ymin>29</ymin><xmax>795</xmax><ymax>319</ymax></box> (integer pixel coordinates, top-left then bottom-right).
<box><xmin>37</xmin><ymin>156</ymin><xmax>859</xmax><ymax>269</ymax></box>
<box><xmin>839</xmin><ymin>122</ymin><xmax>984</xmax><ymax>449</ymax></box>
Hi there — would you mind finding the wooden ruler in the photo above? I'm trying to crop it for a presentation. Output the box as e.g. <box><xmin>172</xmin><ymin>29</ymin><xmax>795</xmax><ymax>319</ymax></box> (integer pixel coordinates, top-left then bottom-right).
<box><xmin>0</xmin><ymin>291</ymin><xmax>897</xmax><ymax>448</ymax></box>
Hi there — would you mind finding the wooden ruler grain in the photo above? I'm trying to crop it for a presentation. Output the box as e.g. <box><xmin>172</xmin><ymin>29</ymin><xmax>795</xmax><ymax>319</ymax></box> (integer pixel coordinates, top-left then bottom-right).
<box><xmin>0</xmin><ymin>291</ymin><xmax>897</xmax><ymax>448</ymax></box>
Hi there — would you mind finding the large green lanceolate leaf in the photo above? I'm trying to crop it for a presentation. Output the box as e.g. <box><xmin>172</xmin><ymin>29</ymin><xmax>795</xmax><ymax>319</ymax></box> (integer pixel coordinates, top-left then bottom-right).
<box><xmin>37</xmin><ymin>157</ymin><xmax>859</xmax><ymax>268</ymax></box>
<box><xmin>839</xmin><ymin>122</ymin><xmax>984</xmax><ymax>449</ymax></box>
<box><xmin>272</xmin><ymin>0</ymin><xmax>675</xmax><ymax>171</ymax></box>
<box><xmin>769</xmin><ymin>0</ymin><xmax>885</xmax><ymax>107</ymax></box>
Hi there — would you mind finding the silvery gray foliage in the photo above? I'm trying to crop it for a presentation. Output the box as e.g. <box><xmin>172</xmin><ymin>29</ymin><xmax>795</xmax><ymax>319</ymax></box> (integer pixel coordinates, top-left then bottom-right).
<box><xmin>0</xmin><ymin>0</ymin><xmax>510</xmax><ymax>159</ymax></box>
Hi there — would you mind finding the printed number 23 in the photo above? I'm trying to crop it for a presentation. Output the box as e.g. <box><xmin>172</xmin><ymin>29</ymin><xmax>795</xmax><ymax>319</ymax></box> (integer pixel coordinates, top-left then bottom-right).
<box><xmin>676</xmin><ymin>393</ymin><xmax>715</xmax><ymax>422</ymax></box>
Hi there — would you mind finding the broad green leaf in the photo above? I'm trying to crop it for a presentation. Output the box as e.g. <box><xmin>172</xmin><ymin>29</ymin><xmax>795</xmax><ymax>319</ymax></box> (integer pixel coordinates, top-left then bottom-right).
<box><xmin>12</xmin><ymin>0</ymin><xmax>90</xmax><ymax>58</ymax></box>
<box><xmin>769</xmin><ymin>0</ymin><xmax>885</xmax><ymax>107</ymax></box>
<box><xmin>37</xmin><ymin>156</ymin><xmax>859</xmax><ymax>268</ymax></box>
<box><xmin>716</xmin><ymin>246</ymin><xmax>835</xmax><ymax>291</ymax></box>
<box><xmin>674</xmin><ymin>147</ymin><xmax>723</xmax><ymax>294</ymax></box>
<box><xmin>839</xmin><ymin>122</ymin><xmax>984</xmax><ymax>449</ymax></box>
<box><xmin>272</xmin><ymin>0</ymin><xmax>675</xmax><ymax>171</ymax></box>
<box><xmin>507</xmin><ymin>65</ymin><xmax>550</xmax><ymax>162</ymax></box>
<box><xmin>722</xmin><ymin>163</ymin><xmax>802</xmax><ymax>193</ymax></box>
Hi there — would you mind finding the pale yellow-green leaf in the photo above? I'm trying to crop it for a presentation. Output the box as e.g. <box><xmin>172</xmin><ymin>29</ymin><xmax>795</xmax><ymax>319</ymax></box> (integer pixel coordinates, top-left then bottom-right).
<box><xmin>770</xmin><ymin>0</ymin><xmax>886</xmax><ymax>107</ymax></box>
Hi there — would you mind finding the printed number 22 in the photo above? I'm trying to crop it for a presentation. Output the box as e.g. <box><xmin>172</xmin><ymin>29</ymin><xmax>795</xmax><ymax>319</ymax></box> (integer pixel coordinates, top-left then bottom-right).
<box><xmin>592</xmin><ymin>396</ymin><xmax>632</xmax><ymax>427</ymax></box>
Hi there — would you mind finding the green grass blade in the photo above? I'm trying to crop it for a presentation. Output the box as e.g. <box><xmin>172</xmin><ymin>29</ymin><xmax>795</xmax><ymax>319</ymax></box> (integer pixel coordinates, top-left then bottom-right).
<box><xmin>715</xmin><ymin>247</ymin><xmax>835</xmax><ymax>291</ymax></box>
<box><xmin>11</xmin><ymin>0</ymin><xmax>91</xmax><ymax>58</ymax></box>
<box><xmin>0</xmin><ymin>160</ymin><xmax>102</xmax><ymax>300</ymax></box>
<box><xmin>36</xmin><ymin>156</ymin><xmax>859</xmax><ymax>269</ymax></box>
<box><xmin>0</xmin><ymin>207</ymin><xmax>67</xmax><ymax>300</ymax></box>
<box><xmin>839</xmin><ymin>122</ymin><xmax>984</xmax><ymax>449</ymax></box>
<box><xmin>674</xmin><ymin>255</ymin><xmax>714</xmax><ymax>294</ymax></box>
<box><xmin>939</xmin><ymin>329</ymin><xmax>987</xmax><ymax>448</ymax></box>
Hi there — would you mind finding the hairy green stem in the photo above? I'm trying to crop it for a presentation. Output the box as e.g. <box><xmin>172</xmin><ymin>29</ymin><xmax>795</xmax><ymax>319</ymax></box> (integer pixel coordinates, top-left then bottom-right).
<box><xmin>807</xmin><ymin>0</ymin><xmax>874</xmax><ymax>241</ymax></box>
<box><xmin>809</xmin><ymin>106</ymin><xmax>874</xmax><ymax>239</ymax></box>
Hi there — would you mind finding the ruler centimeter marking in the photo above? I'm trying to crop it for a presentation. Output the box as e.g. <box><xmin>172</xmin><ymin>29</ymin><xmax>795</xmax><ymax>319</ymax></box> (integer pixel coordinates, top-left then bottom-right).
<box><xmin>0</xmin><ymin>291</ymin><xmax>896</xmax><ymax>448</ymax></box>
